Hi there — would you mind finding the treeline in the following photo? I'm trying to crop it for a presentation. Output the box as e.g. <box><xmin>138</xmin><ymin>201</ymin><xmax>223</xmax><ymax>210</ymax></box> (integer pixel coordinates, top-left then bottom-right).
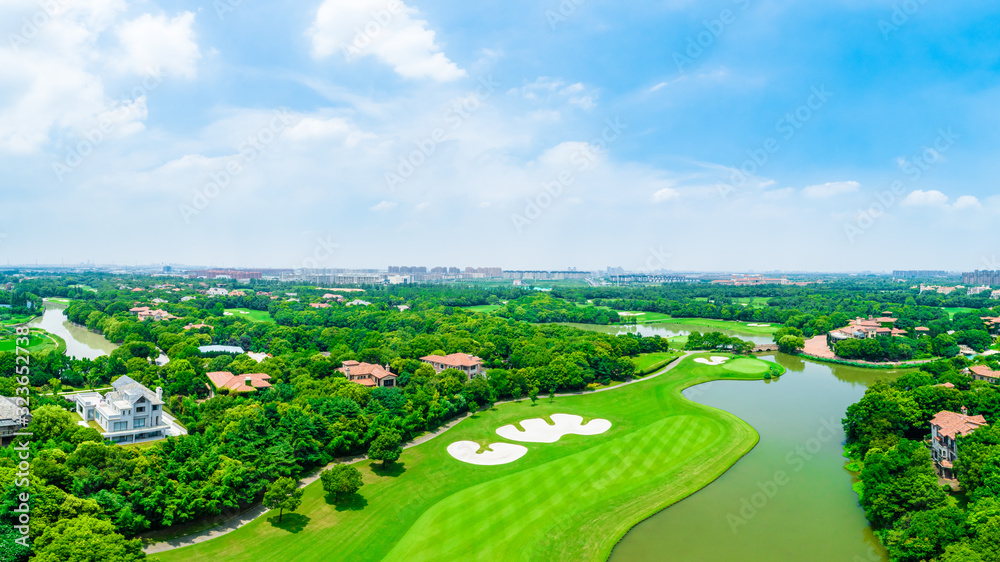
<box><xmin>843</xmin><ymin>357</ymin><xmax>1000</xmax><ymax>562</ymax></box>
<box><xmin>494</xmin><ymin>294</ymin><xmax>622</xmax><ymax>324</ymax></box>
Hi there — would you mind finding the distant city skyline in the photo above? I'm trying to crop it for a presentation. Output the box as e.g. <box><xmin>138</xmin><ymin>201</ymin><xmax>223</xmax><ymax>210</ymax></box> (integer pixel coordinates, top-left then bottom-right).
<box><xmin>2</xmin><ymin>1</ymin><xmax>999</xmax><ymax>271</ymax></box>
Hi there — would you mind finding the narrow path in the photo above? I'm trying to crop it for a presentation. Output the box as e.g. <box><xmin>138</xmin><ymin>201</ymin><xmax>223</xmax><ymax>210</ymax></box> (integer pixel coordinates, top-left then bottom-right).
<box><xmin>142</xmin><ymin>351</ymin><xmax>697</xmax><ymax>554</ymax></box>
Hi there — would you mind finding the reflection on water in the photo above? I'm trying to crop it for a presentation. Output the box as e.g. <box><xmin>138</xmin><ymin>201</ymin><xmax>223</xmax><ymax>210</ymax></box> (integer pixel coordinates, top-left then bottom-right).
<box><xmin>610</xmin><ymin>354</ymin><xmax>901</xmax><ymax>562</ymax></box>
<box><xmin>559</xmin><ymin>321</ymin><xmax>776</xmax><ymax>346</ymax></box>
<box><xmin>28</xmin><ymin>299</ymin><xmax>118</xmax><ymax>360</ymax></box>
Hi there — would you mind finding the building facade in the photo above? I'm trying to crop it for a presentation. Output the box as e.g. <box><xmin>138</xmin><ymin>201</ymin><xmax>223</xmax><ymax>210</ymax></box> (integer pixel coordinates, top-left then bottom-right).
<box><xmin>420</xmin><ymin>353</ymin><xmax>484</xmax><ymax>380</ymax></box>
<box><xmin>75</xmin><ymin>376</ymin><xmax>170</xmax><ymax>445</ymax></box>
<box><xmin>930</xmin><ymin>408</ymin><xmax>988</xmax><ymax>479</ymax></box>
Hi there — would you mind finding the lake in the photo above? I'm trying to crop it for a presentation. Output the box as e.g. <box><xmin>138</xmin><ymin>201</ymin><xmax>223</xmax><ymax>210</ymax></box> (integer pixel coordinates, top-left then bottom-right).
<box><xmin>28</xmin><ymin>299</ymin><xmax>118</xmax><ymax>360</ymax></box>
<box><xmin>609</xmin><ymin>353</ymin><xmax>898</xmax><ymax>562</ymax></box>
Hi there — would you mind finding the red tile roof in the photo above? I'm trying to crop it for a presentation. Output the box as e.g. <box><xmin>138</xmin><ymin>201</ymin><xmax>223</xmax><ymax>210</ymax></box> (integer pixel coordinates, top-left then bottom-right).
<box><xmin>337</xmin><ymin>361</ymin><xmax>397</xmax><ymax>383</ymax></box>
<box><xmin>207</xmin><ymin>371</ymin><xmax>272</xmax><ymax>393</ymax></box>
<box><xmin>970</xmin><ymin>365</ymin><xmax>1000</xmax><ymax>381</ymax></box>
<box><xmin>420</xmin><ymin>353</ymin><xmax>484</xmax><ymax>368</ymax></box>
<box><xmin>931</xmin><ymin>410</ymin><xmax>988</xmax><ymax>440</ymax></box>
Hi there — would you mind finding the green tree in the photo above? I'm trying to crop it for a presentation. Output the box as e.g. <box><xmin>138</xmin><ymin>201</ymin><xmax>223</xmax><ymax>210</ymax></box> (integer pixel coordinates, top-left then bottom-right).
<box><xmin>28</xmin><ymin>405</ymin><xmax>74</xmax><ymax>443</ymax></box>
<box><xmin>777</xmin><ymin>335</ymin><xmax>805</xmax><ymax>354</ymax></box>
<box><xmin>32</xmin><ymin>515</ymin><xmax>144</xmax><ymax>562</ymax></box>
<box><xmin>528</xmin><ymin>386</ymin><xmax>539</xmax><ymax>406</ymax></box>
<box><xmin>368</xmin><ymin>430</ymin><xmax>402</xmax><ymax>468</ymax></box>
<box><xmin>320</xmin><ymin>465</ymin><xmax>364</xmax><ymax>501</ymax></box>
<box><xmin>263</xmin><ymin>477</ymin><xmax>303</xmax><ymax>523</ymax></box>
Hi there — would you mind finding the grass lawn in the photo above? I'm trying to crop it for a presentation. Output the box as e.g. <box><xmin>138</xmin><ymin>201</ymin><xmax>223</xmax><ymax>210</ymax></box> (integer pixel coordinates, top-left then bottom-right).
<box><xmin>224</xmin><ymin>309</ymin><xmax>274</xmax><ymax>323</ymax></box>
<box><xmin>69</xmin><ymin>412</ymin><xmax>104</xmax><ymax>433</ymax></box>
<box><xmin>0</xmin><ymin>330</ymin><xmax>61</xmax><ymax>353</ymax></box>
<box><xmin>0</xmin><ymin>313</ymin><xmax>38</xmax><ymax>327</ymax></box>
<box><xmin>942</xmin><ymin>307</ymin><xmax>976</xmax><ymax>319</ymax></box>
<box><xmin>69</xmin><ymin>284</ymin><xmax>99</xmax><ymax>292</ymax></box>
<box><xmin>632</xmin><ymin>351</ymin><xmax>680</xmax><ymax>375</ymax></box>
<box><xmin>647</xmin><ymin>317</ymin><xmax>781</xmax><ymax>335</ymax></box>
<box><xmin>722</xmin><ymin>356</ymin><xmax>772</xmax><ymax>375</ymax></box>
<box><xmin>463</xmin><ymin>305</ymin><xmax>502</xmax><ymax>313</ymax></box>
<box><xmin>155</xmin><ymin>353</ymin><xmax>769</xmax><ymax>562</ymax></box>
<box><xmin>617</xmin><ymin>311</ymin><xmax>673</xmax><ymax>322</ymax></box>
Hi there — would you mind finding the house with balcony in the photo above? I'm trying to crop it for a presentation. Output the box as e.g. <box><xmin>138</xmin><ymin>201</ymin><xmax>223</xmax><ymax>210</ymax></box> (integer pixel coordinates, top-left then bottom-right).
<box><xmin>930</xmin><ymin>407</ymin><xmax>988</xmax><ymax>479</ymax></box>
<box><xmin>75</xmin><ymin>375</ymin><xmax>171</xmax><ymax>445</ymax></box>
<box><xmin>338</xmin><ymin>361</ymin><xmax>398</xmax><ymax>387</ymax></box>
<box><xmin>420</xmin><ymin>353</ymin><xmax>484</xmax><ymax>380</ymax></box>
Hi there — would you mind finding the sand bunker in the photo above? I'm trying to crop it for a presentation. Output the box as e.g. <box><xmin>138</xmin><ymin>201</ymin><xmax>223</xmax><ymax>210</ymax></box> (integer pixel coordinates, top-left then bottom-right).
<box><xmin>694</xmin><ymin>356</ymin><xmax>729</xmax><ymax>366</ymax></box>
<box><xmin>447</xmin><ymin>441</ymin><xmax>528</xmax><ymax>465</ymax></box>
<box><xmin>618</xmin><ymin>312</ymin><xmax>645</xmax><ymax>316</ymax></box>
<box><xmin>496</xmin><ymin>414</ymin><xmax>611</xmax><ymax>443</ymax></box>
<box><xmin>746</xmin><ymin>323</ymin><xmax>771</xmax><ymax>327</ymax></box>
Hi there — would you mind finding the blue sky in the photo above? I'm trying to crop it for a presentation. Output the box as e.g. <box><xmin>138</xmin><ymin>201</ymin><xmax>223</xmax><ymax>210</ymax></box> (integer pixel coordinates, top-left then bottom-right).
<box><xmin>2</xmin><ymin>0</ymin><xmax>998</xmax><ymax>272</ymax></box>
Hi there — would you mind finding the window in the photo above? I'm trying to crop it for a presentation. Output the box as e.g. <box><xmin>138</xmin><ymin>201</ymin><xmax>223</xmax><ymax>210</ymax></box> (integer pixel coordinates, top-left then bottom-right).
<box><xmin>152</xmin><ymin>405</ymin><xmax>160</xmax><ymax>411</ymax></box>
<box><xmin>134</xmin><ymin>418</ymin><xmax>145</xmax><ymax>428</ymax></box>
<box><xmin>136</xmin><ymin>407</ymin><xmax>145</xmax><ymax>413</ymax></box>
<box><xmin>113</xmin><ymin>421</ymin><xmax>127</xmax><ymax>431</ymax></box>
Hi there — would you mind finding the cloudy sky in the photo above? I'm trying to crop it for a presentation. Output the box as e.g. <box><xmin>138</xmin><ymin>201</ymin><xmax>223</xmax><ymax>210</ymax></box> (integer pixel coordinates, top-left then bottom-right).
<box><xmin>2</xmin><ymin>0</ymin><xmax>998</xmax><ymax>272</ymax></box>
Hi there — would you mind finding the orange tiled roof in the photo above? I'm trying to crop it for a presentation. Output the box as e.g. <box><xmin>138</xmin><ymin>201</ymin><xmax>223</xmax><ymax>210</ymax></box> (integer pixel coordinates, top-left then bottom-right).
<box><xmin>420</xmin><ymin>353</ymin><xmax>483</xmax><ymax>368</ymax></box>
<box><xmin>337</xmin><ymin>361</ymin><xmax>396</xmax><ymax>381</ymax></box>
<box><xmin>970</xmin><ymin>365</ymin><xmax>1000</xmax><ymax>381</ymax></box>
<box><xmin>207</xmin><ymin>371</ymin><xmax>272</xmax><ymax>392</ymax></box>
<box><xmin>931</xmin><ymin>410</ymin><xmax>988</xmax><ymax>440</ymax></box>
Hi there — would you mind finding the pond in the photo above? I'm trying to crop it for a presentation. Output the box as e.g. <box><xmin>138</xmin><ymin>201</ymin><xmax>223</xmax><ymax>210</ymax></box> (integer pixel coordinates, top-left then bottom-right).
<box><xmin>28</xmin><ymin>299</ymin><xmax>118</xmax><ymax>360</ymax></box>
<box><xmin>609</xmin><ymin>353</ymin><xmax>900</xmax><ymax>562</ymax></box>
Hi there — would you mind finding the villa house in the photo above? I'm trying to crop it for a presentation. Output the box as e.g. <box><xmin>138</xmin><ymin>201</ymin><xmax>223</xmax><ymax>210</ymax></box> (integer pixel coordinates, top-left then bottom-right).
<box><xmin>930</xmin><ymin>408</ymin><xmax>988</xmax><ymax>479</ymax></box>
<box><xmin>338</xmin><ymin>361</ymin><xmax>398</xmax><ymax>387</ymax></box>
<box><xmin>0</xmin><ymin>396</ymin><xmax>29</xmax><ymax>445</ymax></box>
<box><xmin>420</xmin><ymin>353</ymin><xmax>484</xmax><ymax>380</ymax></box>
<box><xmin>346</xmin><ymin>299</ymin><xmax>371</xmax><ymax>307</ymax></box>
<box><xmin>981</xmin><ymin>317</ymin><xmax>1000</xmax><ymax>336</ymax></box>
<box><xmin>309</xmin><ymin>302</ymin><xmax>331</xmax><ymax>308</ymax></box>
<box><xmin>207</xmin><ymin>371</ymin><xmax>273</xmax><ymax>393</ymax></box>
<box><xmin>829</xmin><ymin>315</ymin><xmax>907</xmax><ymax>341</ymax></box>
<box><xmin>969</xmin><ymin>365</ymin><xmax>1000</xmax><ymax>384</ymax></box>
<box><xmin>206</xmin><ymin>288</ymin><xmax>229</xmax><ymax>297</ymax></box>
<box><xmin>75</xmin><ymin>376</ymin><xmax>171</xmax><ymax>445</ymax></box>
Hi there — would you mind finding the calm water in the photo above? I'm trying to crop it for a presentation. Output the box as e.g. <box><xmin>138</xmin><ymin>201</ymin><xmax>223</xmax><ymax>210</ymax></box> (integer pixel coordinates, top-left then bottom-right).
<box><xmin>28</xmin><ymin>299</ymin><xmax>118</xmax><ymax>360</ymax></box>
<box><xmin>560</xmin><ymin>322</ymin><xmax>776</xmax><ymax>346</ymax></box>
<box><xmin>610</xmin><ymin>354</ymin><xmax>896</xmax><ymax>562</ymax></box>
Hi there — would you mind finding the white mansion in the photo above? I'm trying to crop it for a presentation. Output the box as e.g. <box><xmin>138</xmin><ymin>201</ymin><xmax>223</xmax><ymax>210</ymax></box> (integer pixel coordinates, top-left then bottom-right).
<box><xmin>75</xmin><ymin>376</ymin><xmax>172</xmax><ymax>444</ymax></box>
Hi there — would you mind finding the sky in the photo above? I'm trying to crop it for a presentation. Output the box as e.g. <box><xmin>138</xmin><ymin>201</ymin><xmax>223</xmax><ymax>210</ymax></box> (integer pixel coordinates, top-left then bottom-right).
<box><xmin>1</xmin><ymin>0</ymin><xmax>999</xmax><ymax>272</ymax></box>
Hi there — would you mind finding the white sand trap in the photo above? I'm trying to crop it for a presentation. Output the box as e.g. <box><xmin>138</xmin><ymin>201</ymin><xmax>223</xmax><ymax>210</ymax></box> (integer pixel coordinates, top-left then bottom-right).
<box><xmin>239</xmin><ymin>310</ymin><xmax>250</xmax><ymax>314</ymax></box>
<box><xmin>223</xmin><ymin>311</ymin><xmax>233</xmax><ymax>316</ymax></box>
<box><xmin>746</xmin><ymin>323</ymin><xmax>771</xmax><ymax>327</ymax></box>
<box><xmin>694</xmin><ymin>356</ymin><xmax>730</xmax><ymax>366</ymax></box>
<box><xmin>496</xmin><ymin>413</ymin><xmax>611</xmax><ymax>443</ymax></box>
<box><xmin>618</xmin><ymin>312</ymin><xmax>645</xmax><ymax>316</ymax></box>
<box><xmin>447</xmin><ymin>441</ymin><xmax>528</xmax><ymax>465</ymax></box>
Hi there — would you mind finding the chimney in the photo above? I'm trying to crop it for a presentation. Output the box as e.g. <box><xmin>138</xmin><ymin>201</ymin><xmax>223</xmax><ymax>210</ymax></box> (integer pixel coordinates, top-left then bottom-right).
<box><xmin>245</xmin><ymin>376</ymin><xmax>252</xmax><ymax>387</ymax></box>
<box><xmin>156</xmin><ymin>387</ymin><xmax>162</xmax><ymax>400</ymax></box>
<box><xmin>961</xmin><ymin>406</ymin><xmax>968</xmax><ymax>417</ymax></box>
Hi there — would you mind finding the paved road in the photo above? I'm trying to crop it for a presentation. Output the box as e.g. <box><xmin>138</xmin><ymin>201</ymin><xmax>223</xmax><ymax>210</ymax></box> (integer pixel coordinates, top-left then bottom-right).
<box><xmin>142</xmin><ymin>352</ymin><xmax>696</xmax><ymax>554</ymax></box>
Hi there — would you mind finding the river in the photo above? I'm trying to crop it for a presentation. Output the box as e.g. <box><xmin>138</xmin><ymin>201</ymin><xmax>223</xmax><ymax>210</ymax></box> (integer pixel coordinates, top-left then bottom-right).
<box><xmin>28</xmin><ymin>299</ymin><xmax>118</xmax><ymax>360</ymax></box>
<box><xmin>610</xmin><ymin>353</ymin><xmax>897</xmax><ymax>562</ymax></box>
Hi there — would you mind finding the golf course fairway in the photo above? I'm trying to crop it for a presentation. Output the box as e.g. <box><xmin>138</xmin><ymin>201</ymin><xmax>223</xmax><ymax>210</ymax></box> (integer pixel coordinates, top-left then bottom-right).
<box><xmin>153</xmin><ymin>353</ymin><xmax>780</xmax><ymax>562</ymax></box>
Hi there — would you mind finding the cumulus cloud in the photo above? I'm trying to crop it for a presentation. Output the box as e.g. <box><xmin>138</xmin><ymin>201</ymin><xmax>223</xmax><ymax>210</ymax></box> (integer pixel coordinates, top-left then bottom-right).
<box><xmin>116</xmin><ymin>12</ymin><xmax>201</xmax><ymax>79</ymax></box>
<box><xmin>308</xmin><ymin>0</ymin><xmax>465</xmax><ymax>81</ymax></box>
<box><xmin>952</xmin><ymin>195</ymin><xmax>981</xmax><ymax>210</ymax></box>
<box><xmin>802</xmin><ymin>180</ymin><xmax>860</xmax><ymax>198</ymax></box>
<box><xmin>370</xmin><ymin>200</ymin><xmax>398</xmax><ymax>211</ymax></box>
<box><xmin>651</xmin><ymin>187</ymin><xmax>680</xmax><ymax>203</ymax></box>
<box><xmin>902</xmin><ymin>189</ymin><xmax>949</xmax><ymax>207</ymax></box>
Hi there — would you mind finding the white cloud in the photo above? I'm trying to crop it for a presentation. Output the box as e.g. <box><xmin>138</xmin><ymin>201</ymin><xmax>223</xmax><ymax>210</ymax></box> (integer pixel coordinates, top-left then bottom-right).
<box><xmin>802</xmin><ymin>180</ymin><xmax>860</xmax><ymax>198</ymax></box>
<box><xmin>510</xmin><ymin>77</ymin><xmax>599</xmax><ymax>111</ymax></box>
<box><xmin>308</xmin><ymin>0</ymin><xmax>465</xmax><ymax>81</ymax></box>
<box><xmin>952</xmin><ymin>195</ymin><xmax>981</xmax><ymax>210</ymax></box>
<box><xmin>902</xmin><ymin>189</ymin><xmax>949</xmax><ymax>207</ymax></box>
<box><xmin>651</xmin><ymin>187</ymin><xmax>680</xmax><ymax>203</ymax></box>
<box><xmin>116</xmin><ymin>12</ymin><xmax>201</xmax><ymax>79</ymax></box>
<box><xmin>370</xmin><ymin>200</ymin><xmax>398</xmax><ymax>211</ymax></box>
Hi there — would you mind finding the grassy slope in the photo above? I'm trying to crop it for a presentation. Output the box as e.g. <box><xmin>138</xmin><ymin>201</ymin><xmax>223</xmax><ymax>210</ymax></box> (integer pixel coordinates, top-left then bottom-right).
<box><xmin>464</xmin><ymin>305</ymin><xmax>502</xmax><ymax>313</ymax></box>
<box><xmin>0</xmin><ymin>330</ymin><xmax>60</xmax><ymax>353</ymax></box>
<box><xmin>638</xmin><ymin>316</ymin><xmax>781</xmax><ymax>335</ymax></box>
<box><xmin>224</xmin><ymin>309</ymin><xmax>274</xmax><ymax>323</ymax></box>
<box><xmin>632</xmin><ymin>351</ymin><xmax>679</xmax><ymax>374</ymax></box>
<box><xmin>155</xmin><ymin>353</ymin><xmax>766</xmax><ymax>562</ymax></box>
